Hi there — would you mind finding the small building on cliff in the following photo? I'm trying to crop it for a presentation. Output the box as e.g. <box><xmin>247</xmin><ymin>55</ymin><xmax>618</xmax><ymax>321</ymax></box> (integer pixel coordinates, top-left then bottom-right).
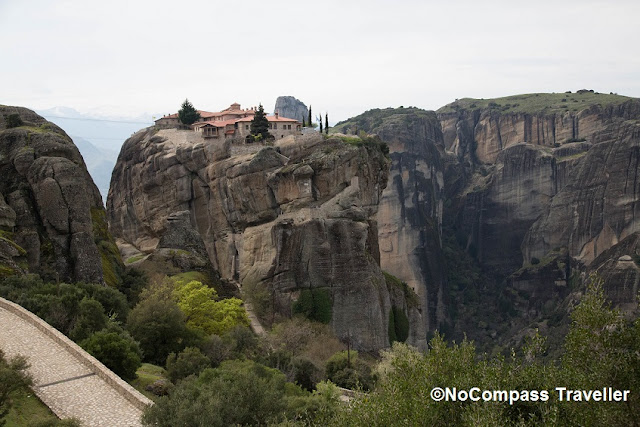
<box><xmin>155</xmin><ymin>103</ymin><xmax>302</xmax><ymax>141</ymax></box>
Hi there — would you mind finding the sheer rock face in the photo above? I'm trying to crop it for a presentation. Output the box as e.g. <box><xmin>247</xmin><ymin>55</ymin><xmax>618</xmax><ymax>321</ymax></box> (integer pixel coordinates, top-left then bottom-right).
<box><xmin>0</xmin><ymin>106</ymin><xmax>111</xmax><ymax>283</ymax></box>
<box><xmin>274</xmin><ymin>96</ymin><xmax>308</xmax><ymax>122</ymax></box>
<box><xmin>439</xmin><ymin>100</ymin><xmax>640</xmax><ymax>277</ymax></box>
<box><xmin>333</xmin><ymin>108</ymin><xmax>448</xmax><ymax>333</ymax></box>
<box><xmin>524</xmin><ymin>119</ymin><xmax>640</xmax><ymax>265</ymax></box>
<box><xmin>107</xmin><ymin>130</ymin><xmax>420</xmax><ymax>350</ymax></box>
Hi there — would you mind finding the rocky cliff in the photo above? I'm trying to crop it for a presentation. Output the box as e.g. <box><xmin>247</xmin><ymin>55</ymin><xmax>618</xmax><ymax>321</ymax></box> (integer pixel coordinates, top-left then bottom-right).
<box><xmin>0</xmin><ymin>106</ymin><xmax>122</xmax><ymax>285</ymax></box>
<box><xmin>107</xmin><ymin>130</ymin><xmax>423</xmax><ymax>350</ymax></box>
<box><xmin>438</xmin><ymin>93</ymin><xmax>640</xmax><ymax>277</ymax></box>
<box><xmin>332</xmin><ymin>108</ymin><xmax>449</xmax><ymax>333</ymax></box>
<box><xmin>274</xmin><ymin>96</ymin><xmax>308</xmax><ymax>122</ymax></box>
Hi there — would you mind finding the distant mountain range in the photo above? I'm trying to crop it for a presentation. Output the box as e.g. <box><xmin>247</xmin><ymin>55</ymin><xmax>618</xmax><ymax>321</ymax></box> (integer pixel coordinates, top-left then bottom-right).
<box><xmin>36</xmin><ymin>107</ymin><xmax>156</xmax><ymax>203</ymax></box>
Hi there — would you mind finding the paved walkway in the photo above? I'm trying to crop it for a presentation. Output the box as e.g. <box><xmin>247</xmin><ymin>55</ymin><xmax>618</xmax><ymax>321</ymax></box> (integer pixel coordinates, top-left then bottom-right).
<box><xmin>0</xmin><ymin>302</ymin><xmax>148</xmax><ymax>426</ymax></box>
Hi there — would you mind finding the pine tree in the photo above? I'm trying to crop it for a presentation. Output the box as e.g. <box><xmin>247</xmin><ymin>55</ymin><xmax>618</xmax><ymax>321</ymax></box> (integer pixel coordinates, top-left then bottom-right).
<box><xmin>250</xmin><ymin>104</ymin><xmax>271</xmax><ymax>140</ymax></box>
<box><xmin>325</xmin><ymin>113</ymin><xmax>329</xmax><ymax>134</ymax></box>
<box><xmin>178</xmin><ymin>99</ymin><xmax>201</xmax><ymax>125</ymax></box>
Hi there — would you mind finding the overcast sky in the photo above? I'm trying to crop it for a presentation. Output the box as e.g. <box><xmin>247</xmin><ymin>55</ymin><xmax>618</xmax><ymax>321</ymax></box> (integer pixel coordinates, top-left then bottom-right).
<box><xmin>2</xmin><ymin>0</ymin><xmax>639</xmax><ymax>122</ymax></box>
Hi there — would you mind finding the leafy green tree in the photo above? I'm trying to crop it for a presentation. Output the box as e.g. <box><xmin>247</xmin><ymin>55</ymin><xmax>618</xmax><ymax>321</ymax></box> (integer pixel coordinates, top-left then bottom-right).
<box><xmin>178</xmin><ymin>99</ymin><xmax>201</xmax><ymax>125</ymax></box>
<box><xmin>142</xmin><ymin>360</ymin><xmax>304</xmax><ymax>426</ymax></box>
<box><xmin>0</xmin><ymin>350</ymin><xmax>31</xmax><ymax>426</ymax></box>
<box><xmin>174</xmin><ymin>280</ymin><xmax>249</xmax><ymax>336</ymax></box>
<box><xmin>69</xmin><ymin>298</ymin><xmax>108</xmax><ymax>341</ymax></box>
<box><xmin>166</xmin><ymin>347</ymin><xmax>211</xmax><ymax>383</ymax></box>
<box><xmin>80</xmin><ymin>324</ymin><xmax>142</xmax><ymax>381</ymax></box>
<box><xmin>292</xmin><ymin>288</ymin><xmax>332</xmax><ymax>324</ymax></box>
<box><xmin>127</xmin><ymin>295</ymin><xmax>194</xmax><ymax>365</ymax></box>
<box><xmin>250</xmin><ymin>104</ymin><xmax>271</xmax><ymax>140</ymax></box>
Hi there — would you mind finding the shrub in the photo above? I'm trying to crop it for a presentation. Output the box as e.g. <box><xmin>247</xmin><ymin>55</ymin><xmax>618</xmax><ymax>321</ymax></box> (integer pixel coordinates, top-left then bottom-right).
<box><xmin>531</xmin><ymin>257</ymin><xmax>540</xmax><ymax>265</ymax></box>
<box><xmin>4</xmin><ymin>114</ymin><xmax>23</xmax><ymax>128</ymax></box>
<box><xmin>127</xmin><ymin>296</ymin><xmax>194</xmax><ymax>365</ymax></box>
<box><xmin>80</xmin><ymin>325</ymin><xmax>142</xmax><ymax>381</ymax></box>
<box><xmin>166</xmin><ymin>347</ymin><xmax>211</xmax><ymax>383</ymax></box>
<box><xmin>0</xmin><ymin>350</ymin><xmax>32</xmax><ymax>424</ymax></box>
<box><xmin>293</xmin><ymin>288</ymin><xmax>332</xmax><ymax>324</ymax></box>
<box><xmin>388</xmin><ymin>306</ymin><xmax>409</xmax><ymax>345</ymax></box>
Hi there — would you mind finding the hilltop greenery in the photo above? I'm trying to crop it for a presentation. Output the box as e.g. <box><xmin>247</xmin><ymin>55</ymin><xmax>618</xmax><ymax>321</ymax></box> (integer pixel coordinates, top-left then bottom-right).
<box><xmin>437</xmin><ymin>90</ymin><xmax>635</xmax><ymax>115</ymax></box>
<box><xmin>332</xmin><ymin>106</ymin><xmax>436</xmax><ymax>134</ymax></box>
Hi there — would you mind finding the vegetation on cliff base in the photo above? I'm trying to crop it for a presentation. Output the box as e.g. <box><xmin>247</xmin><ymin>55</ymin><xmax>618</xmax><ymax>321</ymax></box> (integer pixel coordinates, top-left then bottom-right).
<box><xmin>91</xmin><ymin>207</ymin><xmax>124</xmax><ymax>288</ymax></box>
<box><xmin>293</xmin><ymin>288</ymin><xmax>332</xmax><ymax>324</ymax></box>
<box><xmin>437</xmin><ymin>91</ymin><xmax>635</xmax><ymax>115</ymax></box>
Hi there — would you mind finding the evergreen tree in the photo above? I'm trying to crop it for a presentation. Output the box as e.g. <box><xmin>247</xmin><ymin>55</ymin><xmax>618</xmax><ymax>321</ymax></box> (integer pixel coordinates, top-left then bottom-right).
<box><xmin>325</xmin><ymin>113</ymin><xmax>329</xmax><ymax>134</ymax></box>
<box><xmin>302</xmin><ymin>115</ymin><xmax>306</xmax><ymax>128</ymax></box>
<box><xmin>319</xmin><ymin>118</ymin><xmax>323</xmax><ymax>134</ymax></box>
<box><xmin>178</xmin><ymin>99</ymin><xmax>201</xmax><ymax>125</ymax></box>
<box><xmin>308</xmin><ymin>105</ymin><xmax>312</xmax><ymax>129</ymax></box>
<box><xmin>250</xmin><ymin>104</ymin><xmax>271</xmax><ymax>140</ymax></box>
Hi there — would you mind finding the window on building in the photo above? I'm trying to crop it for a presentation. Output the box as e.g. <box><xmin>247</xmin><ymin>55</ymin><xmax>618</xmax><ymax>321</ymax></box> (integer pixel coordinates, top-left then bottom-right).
<box><xmin>245</xmin><ymin>125</ymin><xmax>249</xmax><ymax>130</ymax></box>
<box><xmin>274</xmin><ymin>124</ymin><xmax>278</xmax><ymax>129</ymax></box>
<box><xmin>269</xmin><ymin>123</ymin><xmax>272</xmax><ymax>129</ymax></box>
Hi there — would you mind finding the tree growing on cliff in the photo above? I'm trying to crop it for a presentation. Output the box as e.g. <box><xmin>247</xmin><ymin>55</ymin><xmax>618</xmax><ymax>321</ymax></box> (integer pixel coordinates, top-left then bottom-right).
<box><xmin>250</xmin><ymin>104</ymin><xmax>271</xmax><ymax>141</ymax></box>
<box><xmin>178</xmin><ymin>99</ymin><xmax>201</xmax><ymax>125</ymax></box>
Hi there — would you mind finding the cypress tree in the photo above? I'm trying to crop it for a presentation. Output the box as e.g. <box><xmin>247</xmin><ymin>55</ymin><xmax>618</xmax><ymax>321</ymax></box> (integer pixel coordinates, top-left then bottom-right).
<box><xmin>319</xmin><ymin>118</ymin><xmax>323</xmax><ymax>134</ymax></box>
<box><xmin>308</xmin><ymin>105</ymin><xmax>312</xmax><ymax>129</ymax></box>
<box><xmin>250</xmin><ymin>104</ymin><xmax>271</xmax><ymax>140</ymax></box>
<box><xmin>302</xmin><ymin>115</ymin><xmax>306</xmax><ymax>127</ymax></box>
<box><xmin>325</xmin><ymin>113</ymin><xmax>329</xmax><ymax>134</ymax></box>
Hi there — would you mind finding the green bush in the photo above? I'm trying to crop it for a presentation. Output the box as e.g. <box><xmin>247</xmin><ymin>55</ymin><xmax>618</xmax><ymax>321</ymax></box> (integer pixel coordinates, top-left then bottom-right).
<box><xmin>80</xmin><ymin>325</ymin><xmax>142</xmax><ymax>381</ymax></box>
<box><xmin>126</xmin><ymin>296</ymin><xmax>195</xmax><ymax>365</ymax></box>
<box><xmin>388</xmin><ymin>306</ymin><xmax>409</xmax><ymax>345</ymax></box>
<box><xmin>0</xmin><ymin>350</ymin><xmax>32</xmax><ymax>424</ymax></box>
<box><xmin>142</xmin><ymin>360</ymin><xmax>307</xmax><ymax>426</ymax></box>
<box><xmin>4</xmin><ymin>114</ymin><xmax>23</xmax><ymax>128</ymax></box>
<box><xmin>166</xmin><ymin>347</ymin><xmax>211</xmax><ymax>383</ymax></box>
<box><xmin>293</xmin><ymin>288</ymin><xmax>332</xmax><ymax>324</ymax></box>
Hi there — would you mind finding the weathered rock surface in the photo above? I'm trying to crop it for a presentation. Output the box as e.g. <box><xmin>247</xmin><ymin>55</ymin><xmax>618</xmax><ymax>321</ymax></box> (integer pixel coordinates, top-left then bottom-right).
<box><xmin>333</xmin><ymin>108</ymin><xmax>448</xmax><ymax>334</ymax></box>
<box><xmin>438</xmin><ymin>96</ymin><xmax>640</xmax><ymax>277</ymax></box>
<box><xmin>107</xmin><ymin>129</ymin><xmax>418</xmax><ymax>350</ymax></box>
<box><xmin>274</xmin><ymin>96</ymin><xmax>308</xmax><ymax>122</ymax></box>
<box><xmin>0</xmin><ymin>106</ymin><xmax>120</xmax><ymax>284</ymax></box>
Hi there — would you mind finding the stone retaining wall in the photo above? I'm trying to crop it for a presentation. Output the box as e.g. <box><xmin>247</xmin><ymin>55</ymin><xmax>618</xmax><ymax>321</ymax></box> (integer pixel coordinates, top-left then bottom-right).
<box><xmin>0</xmin><ymin>297</ymin><xmax>152</xmax><ymax>411</ymax></box>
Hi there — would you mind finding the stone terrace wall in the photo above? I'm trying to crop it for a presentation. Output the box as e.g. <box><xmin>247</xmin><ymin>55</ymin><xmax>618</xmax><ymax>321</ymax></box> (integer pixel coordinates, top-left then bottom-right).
<box><xmin>0</xmin><ymin>297</ymin><xmax>152</xmax><ymax>411</ymax></box>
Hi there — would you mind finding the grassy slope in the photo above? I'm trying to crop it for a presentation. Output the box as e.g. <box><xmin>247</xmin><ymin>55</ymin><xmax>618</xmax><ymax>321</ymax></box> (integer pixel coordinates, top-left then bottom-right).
<box><xmin>5</xmin><ymin>387</ymin><xmax>61</xmax><ymax>426</ymax></box>
<box><xmin>436</xmin><ymin>91</ymin><xmax>635</xmax><ymax>115</ymax></box>
<box><xmin>129</xmin><ymin>363</ymin><xmax>167</xmax><ymax>401</ymax></box>
<box><xmin>331</xmin><ymin>106</ymin><xmax>435</xmax><ymax>133</ymax></box>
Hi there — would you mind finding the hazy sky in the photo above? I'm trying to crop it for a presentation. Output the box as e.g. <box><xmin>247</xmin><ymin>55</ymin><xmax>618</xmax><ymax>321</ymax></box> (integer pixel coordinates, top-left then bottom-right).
<box><xmin>2</xmin><ymin>0</ymin><xmax>639</xmax><ymax>122</ymax></box>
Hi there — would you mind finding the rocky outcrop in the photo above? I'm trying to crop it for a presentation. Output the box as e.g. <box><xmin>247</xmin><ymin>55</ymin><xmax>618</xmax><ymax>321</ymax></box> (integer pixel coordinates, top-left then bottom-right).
<box><xmin>0</xmin><ymin>106</ymin><xmax>121</xmax><ymax>284</ymax></box>
<box><xmin>438</xmin><ymin>96</ymin><xmax>640</xmax><ymax>277</ymax></box>
<box><xmin>524</xmin><ymin>119</ymin><xmax>640</xmax><ymax>266</ymax></box>
<box><xmin>333</xmin><ymin>108</ymin><xmax>448</xmax><ymax>333</ymax></box>
<box><xmin>274</xmin><ymin>96</ymin><xmax>308</xmax><ymax>122</ymax></box>
<box><xmin>107</xmin><ymin>129</ymin><xmax>420</xmax><ymax>350</ymax></box>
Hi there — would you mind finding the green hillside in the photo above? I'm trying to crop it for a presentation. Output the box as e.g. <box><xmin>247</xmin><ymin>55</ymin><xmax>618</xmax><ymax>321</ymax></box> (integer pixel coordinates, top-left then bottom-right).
<box><xmin>437</xmin><ymin>90</ymin><xmax>635</xmax><ymax>115</ymax></box>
